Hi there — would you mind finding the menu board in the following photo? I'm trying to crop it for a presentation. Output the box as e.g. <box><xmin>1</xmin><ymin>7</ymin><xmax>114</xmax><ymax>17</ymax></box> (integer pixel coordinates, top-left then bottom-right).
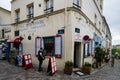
<box><xmin>55</xmin><ymin>36</ymin><xmax>62</xmax><ymax>58</ymax></box>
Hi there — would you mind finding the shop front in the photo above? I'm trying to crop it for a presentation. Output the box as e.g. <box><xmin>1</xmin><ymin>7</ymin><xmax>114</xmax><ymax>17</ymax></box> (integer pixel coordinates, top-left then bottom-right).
<box><xmin>35</xmin><ymin>35</ymin><xmax>62</xmax><ymax>58</ymax></box>
<box><xmin>6</xmin><ymin>38</ymin><xmax>23</xmax><ymax>64</ymax></box>
<box><xmin>0</xmin><ymin>39</ymin><xmax>7</xmax><ymax>59</ymax></box>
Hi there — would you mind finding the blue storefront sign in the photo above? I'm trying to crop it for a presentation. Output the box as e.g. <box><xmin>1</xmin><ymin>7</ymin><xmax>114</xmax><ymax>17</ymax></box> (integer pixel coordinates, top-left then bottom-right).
<box><xmin>58</xmin><ymin>29</ymin><xmax>64</xmax><ymax>34</ymax></box>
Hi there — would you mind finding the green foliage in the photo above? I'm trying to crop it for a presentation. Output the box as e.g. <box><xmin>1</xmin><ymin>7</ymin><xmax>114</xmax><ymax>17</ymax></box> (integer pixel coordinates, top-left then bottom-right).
<box><xmin>87</xmin><ymin>53</ymin><xmax>90</xmax><ymax>56</ymax></box>
<box><xmin>65</xmin><ymin>61</ymin><xmax>73</xmax><ymax>67</ymax></box>
<box><xmin>94</xmin><ymin>47</ymin><xmax>103</xmax><ymax>62</ymax></box>
<box><xmin>116</xmin><ymin>48</ymin><xmax>120</xmax><ymax>54</ymax></box>
<box><xmin>84</xmin><ymin>62</ymin><xmax>91</xmax><ymax>66</ymax></box>
<box><xmin>28</xmin><ymin>35</ymin><xmax>31</xmax><ymax>40</ymax></box>
<box><xmin>112</xmin><ymin>48</ymin><xmax>117</xmax><ymax>55</ymax></box>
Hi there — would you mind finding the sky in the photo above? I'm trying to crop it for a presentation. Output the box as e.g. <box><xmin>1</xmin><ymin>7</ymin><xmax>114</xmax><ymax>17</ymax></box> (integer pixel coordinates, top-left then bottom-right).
<box><xmin>0</xmin><ymin>0</ymin><xmax>120</xmax><ymax>45</ymax></box>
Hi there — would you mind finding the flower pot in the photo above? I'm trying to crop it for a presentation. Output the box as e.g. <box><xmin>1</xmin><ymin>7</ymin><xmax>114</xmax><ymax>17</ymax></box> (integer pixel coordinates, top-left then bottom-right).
<box><xmin>83</xmin><ymin>66</ymin><xmax>91</xmax><ymax>74</ymax></box>
<box><xmin>64</xmin><ymin>65</ymin><xmax>73</xmax><ymax>75</ymax></box>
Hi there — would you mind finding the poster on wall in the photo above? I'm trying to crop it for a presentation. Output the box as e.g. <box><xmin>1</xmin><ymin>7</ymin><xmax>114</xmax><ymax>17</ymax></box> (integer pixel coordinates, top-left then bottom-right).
<box><xmin>55</xmin><ymin>35</ymin><xmax>62</xmax><ymax>58</ymax></box>
<box><xmin>35</xmin><ymin>37</ymin><xmax>42</xmax><ymax>56</ymax></box>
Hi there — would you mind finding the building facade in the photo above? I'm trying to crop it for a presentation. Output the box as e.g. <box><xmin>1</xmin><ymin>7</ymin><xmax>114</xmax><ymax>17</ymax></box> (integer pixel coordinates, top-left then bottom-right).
<box><xmin>9</xmin><ymin>0</ymin><xmax>111</xmax><ymax>70</ymax></box>
<box><xmin>102</xmin><ymin>16</ymin><xmax>112</xmax><ymax>53</ymax></box>
<box><xmin>0</xmin><ymin>7</ymin><xmax>11</xmax><ymax>40</ymax></box>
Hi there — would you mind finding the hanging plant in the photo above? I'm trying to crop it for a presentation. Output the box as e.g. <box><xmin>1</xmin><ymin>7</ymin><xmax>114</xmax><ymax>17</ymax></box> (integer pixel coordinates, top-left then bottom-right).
<box><xmin>28</xmin><ymin>35</ymin><xmax>31</xmax><ymax>40</ymax></box>
<box><xmin>19</xmin><ymin>36</ymin><xmax>24</xmax><ymax>41</ymax></box>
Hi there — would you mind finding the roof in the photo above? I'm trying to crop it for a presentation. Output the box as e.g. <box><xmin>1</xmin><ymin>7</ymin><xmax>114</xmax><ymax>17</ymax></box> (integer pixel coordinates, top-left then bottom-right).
<box><xmin>0</xmin><ymin>7</ymin><xmax>11</xmax><ymax>13</ymax></box>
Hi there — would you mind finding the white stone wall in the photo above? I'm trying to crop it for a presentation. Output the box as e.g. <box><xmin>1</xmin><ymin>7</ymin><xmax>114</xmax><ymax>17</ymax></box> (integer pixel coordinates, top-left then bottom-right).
<box><xmin>0</xmin><ymin>8</ymin><xmax>11</xmax><ymax>24</ymax></box>
<box><xmin>11</xmin><ymin>0</ymin><xmax>106</xmax><ymax>70</ymax></box>
<box><xmin>0</xmin><ymin>7</ymin><xmax>11</xmax><ymax>39</ymax></box>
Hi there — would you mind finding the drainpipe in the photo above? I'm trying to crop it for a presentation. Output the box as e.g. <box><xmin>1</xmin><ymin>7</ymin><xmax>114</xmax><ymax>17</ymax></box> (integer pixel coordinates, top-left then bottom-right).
<box><xmin>64</xmin><ymin>0</ymin><xmax>68</xmax><ymax>62</ymax></box>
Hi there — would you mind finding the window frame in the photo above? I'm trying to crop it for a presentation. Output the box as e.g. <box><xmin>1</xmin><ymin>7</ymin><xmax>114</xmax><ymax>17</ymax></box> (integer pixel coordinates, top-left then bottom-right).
<box><xmin>15</xmin><ymin>8</ymin><xmax>20</xmax><ymax>23</ymax></box>
<box><xmin>44</xmin><ymin>0</ymin><xmax>54</xmax><ymax>13</ymax></box>
<box><xmin>27</xmin><ymin>3</ymin><xmax>34</xmax><ymax>19</ymax></box>
<box><xmin>73</xmin><ymin>0</ymin><xmax>81</xmax><ymax>8</ymax></box>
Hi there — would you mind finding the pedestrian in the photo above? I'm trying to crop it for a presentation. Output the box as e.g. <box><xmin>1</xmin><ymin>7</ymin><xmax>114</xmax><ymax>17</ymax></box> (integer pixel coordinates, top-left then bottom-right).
<box><xmin>38</xmin><ymin>48</ymin><xmax>45</xmax><ymax>71</ymax></box>
<box><xmin>111</xmin><ymin>56</ymin><xmax>115</xmax><ymax>67</ymax></box>
<box><xmin>104</xmin><ymin>53</ymin><xmax>110</xmax><ymax>63</ymax></box>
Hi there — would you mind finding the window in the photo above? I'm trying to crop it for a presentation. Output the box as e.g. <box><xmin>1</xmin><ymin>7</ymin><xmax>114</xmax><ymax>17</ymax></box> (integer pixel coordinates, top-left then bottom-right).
<box><xmin>15</xmin><ymin>9</ymin><xmax>20</xmax><ymax>23</ymax></box>
<box><xmin>27</xmin><ymin>3</ymin><xmax>34</xmax><ymax>19</ymax></box>
<box><xmin>75</xmin><ymin>28</ymin><xmax>80</xmax><ymax>33</ymax></box>
<box><xmin>35</xmin><ymin>36</ymin><xmax>62</xmax><ymax>58</ymax></box>
<box><xmin>73</xmin><ymin>0</ymin><xmax>81</xmax><ymax>8</ymax></box>
<box><xmin>43</xmin><ymin>37</ymin><xmax>54</xmax><ymax>56</ymax></box>
<box><xmin>44</xmin><ymin>0</ymin><xmax>53</xmax><ymax>13</ymax></box>
<box><xmin>94</xmin><ymin>14</ymin><xmax>97</xmax><ymax>26</ymax></box>
<box><xmin>2</xmin><ymin>29</ymin><xmax>4</xmax><ymax>38</ymax></box>
<box><xmin>100</xmin><ymin>0</ymin><xmax>103</xmax><ymax>9</ymax></box>
<box><xmin>14</xmin><ymin>30</ymin><xmax>19</xmax><ymax>36</ymax></box>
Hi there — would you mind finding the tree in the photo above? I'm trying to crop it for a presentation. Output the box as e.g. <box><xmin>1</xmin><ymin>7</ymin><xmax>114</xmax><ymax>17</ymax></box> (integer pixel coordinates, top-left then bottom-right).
<box><xmin>116</xmin><ymin>48</ymin><xmax>120</xmax><ymax>55</ymax></box>
<box><xmin>111</xmin><ymin>48</ymin><xmax>116</xmax><ymax>56</ymax></box>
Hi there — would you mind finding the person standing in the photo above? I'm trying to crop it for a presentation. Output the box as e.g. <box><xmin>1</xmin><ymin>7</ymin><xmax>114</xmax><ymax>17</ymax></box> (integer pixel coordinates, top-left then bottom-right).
<box><xmin>38</xmin><ymin>48</ymin><xmax>45</xmax><ymax>71</ymax></box>
<box><xmin>105</xmin><ymin>53</ymin><xmax>110</xmax><ymax>63</ymax></box>
<box><xmin>111</xmin><ymin>56</ymin><xmax>115</xmax><ymax>67</ymax></box>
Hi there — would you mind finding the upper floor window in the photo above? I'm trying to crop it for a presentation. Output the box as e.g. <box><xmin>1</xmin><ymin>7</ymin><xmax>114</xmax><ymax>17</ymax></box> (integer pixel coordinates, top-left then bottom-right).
<box><xmin>94</xmin><ymin>14</ymin><xmax>97</xmax><ymax>26</ymax></box>
<box><xmin>27</xmin><ymin>3</ymin><xmax>34</xmax><ymax>19</ymax></box>
<box><xmin>44</xmin><ymin>0</ymin><xmax>53</xmax><ymax>13</ymax></box>
<box><xmin>14</xmin><ymin>30</ymin><xmax>19</xmax><ymax>36</ymax></box>
<box><xmin>73</xmin><ymin>0</ymin><xmax>81</xmax><ymax>8</ymax></box>
<box><xmin>15</xmin><ymin>9</ymin><xmax>20</xmax><ymax>23</ymax></box>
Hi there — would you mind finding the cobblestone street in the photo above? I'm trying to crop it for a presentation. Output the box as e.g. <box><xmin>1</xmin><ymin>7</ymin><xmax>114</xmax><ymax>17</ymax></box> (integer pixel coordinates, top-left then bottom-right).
<box><xmin>0</xmin><ymin>59</ymin><xmax>120</xmax><ymax>80</ymax></box>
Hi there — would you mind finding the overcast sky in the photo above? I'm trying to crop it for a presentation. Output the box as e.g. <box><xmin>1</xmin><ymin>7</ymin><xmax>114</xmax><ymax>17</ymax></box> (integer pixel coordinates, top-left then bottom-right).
<box><xmin>0</xmin><ymin>0</ymin><xmax>120</xmax><ymax>45</ymax></box>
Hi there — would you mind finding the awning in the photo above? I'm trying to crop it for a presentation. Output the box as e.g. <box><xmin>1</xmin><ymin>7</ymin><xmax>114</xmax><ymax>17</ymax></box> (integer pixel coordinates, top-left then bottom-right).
<box><xmin>7</xmin><ymin>38</ymin><xmax>21</xmax><ymax>43</ymax></box>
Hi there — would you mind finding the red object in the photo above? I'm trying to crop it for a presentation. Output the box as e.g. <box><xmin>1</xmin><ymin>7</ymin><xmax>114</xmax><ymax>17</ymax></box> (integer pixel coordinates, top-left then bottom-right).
<box><xmin>7</xmin><ymin>38</ymin><xmax>21</xmax><ymax>43</ymax></box>
<box><xmin>50</xmin><ymin>57</ymin><xmax>57</xmax><ymax>74</ymax></box>
<box><xmin>47</xmin><ymin>56</ymin><xmax>57</xmax><ymax>75</ymax></box>
<box><xmin>83</xmin><ymin>35</ymin><xmax>89</xmax><ymax>41</ymax></box>
<box><xmin>23</xmin><ymin>54</ymin><xmax>32</xmax><ymax>69</ymax></box>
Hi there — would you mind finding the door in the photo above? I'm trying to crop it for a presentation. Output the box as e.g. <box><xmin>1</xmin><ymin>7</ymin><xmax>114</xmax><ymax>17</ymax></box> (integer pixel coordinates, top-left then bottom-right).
<box><xmin>74</xmin><ymin>42</ymin><xmax>81</xmax><ymax>68</ymax></box>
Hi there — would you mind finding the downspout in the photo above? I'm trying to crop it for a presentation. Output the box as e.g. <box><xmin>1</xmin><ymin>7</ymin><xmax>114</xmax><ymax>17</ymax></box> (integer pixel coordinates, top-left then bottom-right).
<box><xmin>64</xmin><ymin>0</ymin><xmax>68</xmax><ymax>62</ymax></box>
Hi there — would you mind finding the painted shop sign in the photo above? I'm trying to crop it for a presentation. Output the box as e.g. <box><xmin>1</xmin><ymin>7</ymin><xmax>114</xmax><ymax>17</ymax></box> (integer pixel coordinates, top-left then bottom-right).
<box><xmin>74</xmin><ymin>33</ymin><xmax>82</xmax><ymax>42</ymax></box>
<box><xmin>19</xmin><ymin>19</ymin><xmax>45</xmax><ymax>32</ymax></box>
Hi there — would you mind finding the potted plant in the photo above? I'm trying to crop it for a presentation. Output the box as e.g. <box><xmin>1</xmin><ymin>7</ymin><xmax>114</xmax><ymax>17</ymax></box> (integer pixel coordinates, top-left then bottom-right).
<box><xmin>83</xmin><ymin>62</ymin><xmax>92</xmax><ymax>74</ymax></box>
<box><xmin>64</xmin><ymin>61</ymin><xmax>73</xmax><ymax>75</ymax></box>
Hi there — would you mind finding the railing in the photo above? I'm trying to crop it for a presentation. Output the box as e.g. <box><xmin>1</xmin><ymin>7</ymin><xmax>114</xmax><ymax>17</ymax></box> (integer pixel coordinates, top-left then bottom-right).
<box><xmin>44</xmin><ymin>7</ymin><xmax>53</xmax><ymax>13</ymax></box>
<box><xmin>73</xmin><ymin>3</ymin><xmax>81</xmax><ymax>9</ymax></box>
<box><xmin>27</xmin><ymin>13</ymin><xmax>34</xmax><ymax>19</ymax></box>
<box><xmin>15</xmin><ymin>18</ymin><xmax>20</xmax><ymax>23</ymax></box>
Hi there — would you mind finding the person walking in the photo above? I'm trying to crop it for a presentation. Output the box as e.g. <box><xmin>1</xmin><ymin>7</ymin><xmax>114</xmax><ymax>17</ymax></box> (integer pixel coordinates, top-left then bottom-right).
<box><xmin>105</xmin><ymin>53</ymin><xmax>110</xmax><ymax>63</ymax></box>
<box><xmin>111</xmin><ymin>56</ymin><xmax>115</xmax><ymax>67</ymax></box>
<box><xmin>38</xmin><ymin>48</ymin><xmax>45</xmax><ymax>72</ymax></box>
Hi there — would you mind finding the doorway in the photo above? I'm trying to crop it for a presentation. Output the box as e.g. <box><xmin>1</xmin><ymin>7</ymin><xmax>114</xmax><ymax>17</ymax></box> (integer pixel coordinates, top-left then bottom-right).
<box><xmin>74</xmin><ymin>42</ymin><xmax>81</xmax><ymax>68</ymax></box>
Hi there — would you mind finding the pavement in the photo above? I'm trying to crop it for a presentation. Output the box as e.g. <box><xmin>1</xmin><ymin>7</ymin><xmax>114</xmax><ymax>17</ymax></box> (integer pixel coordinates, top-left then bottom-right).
<box><xmin>0</xmin><ymin>59</ymin><xmax>120</xmax><ymax>80</ymax></box>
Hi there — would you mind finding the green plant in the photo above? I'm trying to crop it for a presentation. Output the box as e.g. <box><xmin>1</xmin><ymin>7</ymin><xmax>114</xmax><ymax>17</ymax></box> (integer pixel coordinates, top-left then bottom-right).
<box><xmin>84</xmin><ymin>62</ymin><xmax>91</xmax><ymax>66</ymax></box>
<box><xmin>65</xmin><ymin>61</ymin><xmax>73</xmax><ymax>67</ymax></box>
<box><xmin>87</xmin><ymin>53</ymin><xmax>90</xmax><ymax>56</ymax></box>
<box><xmin>19</xmin><ymin>36</ymin><xmax>24</xmax><ymax>40</ymax></box>
<box><xmin>28</xmin><ymin>35</ymin><xmax>31</xmax><ymax>40</ymax></box>
<box><xmin>64</xmin><ymin>61</ymin><xmax>73</xmax><ymax>75</ymax></box>
<box><xmin>94</xmin><ymin>47</ymin><xmax>102</xmax><ymax>62</ymax></box>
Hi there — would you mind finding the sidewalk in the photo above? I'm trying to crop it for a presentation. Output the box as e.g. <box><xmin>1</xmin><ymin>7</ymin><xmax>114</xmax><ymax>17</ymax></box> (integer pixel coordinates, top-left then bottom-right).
<box><xmin>30</xmin><ymin>62</ymin><xmax>108</xmax><ymax>79</ymax></box>
<box><xmin>0</xmin><ymin>60</ymin><xmax>108</xmax><ymax>80</ymax></box>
